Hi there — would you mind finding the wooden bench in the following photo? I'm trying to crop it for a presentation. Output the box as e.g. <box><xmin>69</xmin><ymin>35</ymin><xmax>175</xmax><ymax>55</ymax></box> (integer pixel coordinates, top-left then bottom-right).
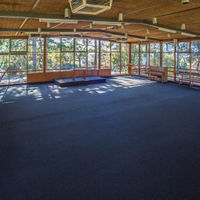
<box><xmin>148</xmin><ymin>66</ymin><xmax>168</xmax><ymax>83</ymax></box>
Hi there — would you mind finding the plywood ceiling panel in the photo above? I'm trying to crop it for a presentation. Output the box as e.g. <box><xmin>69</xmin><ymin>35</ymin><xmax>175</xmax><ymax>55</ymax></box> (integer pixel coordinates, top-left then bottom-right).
<box><xmin>0</xmin><ymin>0</ymin><xmax>200</xmax><ymax>41</ymax></box>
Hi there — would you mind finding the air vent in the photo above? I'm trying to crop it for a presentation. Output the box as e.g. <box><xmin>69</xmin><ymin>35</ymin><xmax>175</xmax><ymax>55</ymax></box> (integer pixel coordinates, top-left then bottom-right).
<box><xmin>68</xmin><ymin>0</ymin><xmax>113</xmax><ymax>15</ymax></box>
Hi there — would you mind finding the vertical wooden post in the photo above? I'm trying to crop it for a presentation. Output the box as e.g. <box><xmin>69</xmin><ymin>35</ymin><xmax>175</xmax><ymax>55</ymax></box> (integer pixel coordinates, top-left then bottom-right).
<box><xmin>110</xmin><ymin>41</ymin><xmax>111</xmax><ymax>71</ymax></box>
<box><xmin>26</xmin><ymin>38</ymin><xmax>28</xmax><ymax>82</ymax></box>
<box><xmin>160</xmin><ymin>42</ymin><xmax>163</xmax><ymax>67</ymax></box>
<box><xmin>60</xmin><ymin>37</ymin><xmax>62</xmax><ymax>71</ymax></box>
<box><xmin>43</xmin><ymin>37</ymin><xmax>46</xmax><ymax>73</ymax></box>
<box><xmin>9</xmin><ymin>38</ymin><xmax>11</xmax><ymax>85</ymax></box>
<box><xmin>148</xmin><ymin>43</ymin><xmax>150</xmax><ymax>74</ymax></box>
<box><xmin>189</xmin><ymin>40</ymin><xmax>192</xmax><ymax>85</ymax></box>
<box><xmin>174</xmin><ymin>41</ymin><xmax>176</xmax><ymax>82</ymax></box>
<box><xmin>120</xmin><ymin>42</ymin><xmax>122</xmax><ymax>75</ymax></box>
<box><xmin>85</xmin><ymin>38</ymin><xmax>88</xmax><ymax>80</ymax></box>
<box><xmin>139</xmin><ymin>43</ymin><xmax>141</xmax><ymax>75</ymax></box>
<box><xmin>73</xmin><ymin>37</ymin><xmax>75</xmax><ymax>80</ymax></box>
<box><xmin>98</xmin><ymin>40</ymin><xmax>101</xmax><ymax>76</ymax></box>
<box><xmin>129</xmin><ymin>43</ymin><xmax>132</xmax><ymax>75</ymax></box>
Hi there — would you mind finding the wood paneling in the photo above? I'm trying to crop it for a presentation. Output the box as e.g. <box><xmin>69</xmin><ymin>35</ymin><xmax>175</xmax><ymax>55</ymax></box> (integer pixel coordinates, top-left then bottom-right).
<box><xmin>27</xmin><ymin>69</ymin><xmax>111</xmax><ymax>83</ymax></box>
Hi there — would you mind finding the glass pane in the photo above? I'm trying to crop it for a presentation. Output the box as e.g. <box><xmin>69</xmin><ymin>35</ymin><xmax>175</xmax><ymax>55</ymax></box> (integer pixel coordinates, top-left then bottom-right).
<box><xmin>0</xmin><ymin>72</ymin><xmax>9</xmax><ymax>85</ymax></box>
<box><xmin>75</xmin><ymin>38</ymin><xmax>86</xmax><ymax>51</ymax></box>
<box><xmin>28</xmin><ymin>38</ymin><xmax>44</xmax><ymax>53</ymax></box>
<box><xmin>46</xmin><ymin>53</ymin><xmax>60</xmax><ymax>71</ymax></box>
<box><xmin>11</xmin><ymin>39</ymin><xmax>27</xmax><ymax>52</ymax></box>
<box><xmin>150</xmin><ymin>43</ymin><xmax>160</xmax><ymax>53</ymax></box>
<box><xmin>191</xmin><ymin>53</ymin><xmax>200</xmax><ymax>72</ymax></box>
<box><xmin>150</xmin><ymin>53</ymin><xmax>160</xmax><ymax>66</ymax></box>
<box><xmin>111</xmin><ymin>42</ymin><xmax>120</xmax><ymax>51</ymax></box>
<box><xmin>88</xmin><ymin>53</ymin><xmax>98</xmax><ymax>69</ymax></box>
<box><xmin>121</xmin><ymin>43</ymin><xmax>129</xmax><ymax>66</ymax></box>
<box><xmin>140</xmin><ymin>53</ymin><xmax>147</xmax><ymax>66</ymax></box>
<box><xmin>131</xmin><ymin>53</ymin><xmax>139</xmax><ymax>65</ymax></box>
<box><xmin>88</xmin><ymin>39</ymin><xmax>99</xmax><ymax>52</ymax></box>
<box><xmin>177</xmin><ymin>42</ymin><xmax>189</xmax><ymax>52</ymax></box>
<box><xmin>191</xmin><ymin>42</ymin><xmax>200</xmax><ymax>52</ymax></box>
<box><xmin>61</xmin><ymin>53</ymin><xmax>74</xmax><ymax>71</ymax></box>
<box><xmin>62</xmin><ymin>38</ymin><xmax>74</xmax><ymax>51</ymax></box>
<box><xmin>9</xmin><ymin>72</ymin><xmax>27</xmax><ymax>84</ymax></box>
<box><xmin>47</xmin><ymin>38</ymin><xmax>60</xmax><ymax>52</ymax></box>
<box><xmin>10</xmin><ymin>55</ymin><xmax>27</xmax><ymax>72</ymax></box>
<box><xmin>176</xmin><ymin>53</ymin><xmax>190</xmax><ymax>72</ymax></box>
<box><xmin>101</xmin><ymin>53</ymin><xmax>110</xmax><ymax>68</ymax></box>
<box><xmin>75</xmin><ymin>53</ymin><xmax>87</xmax><ymax>69</ymax></box>
<box><xmin>140</xmin><ymin>44</ymin><xmax>147</xmax><ymax>53</ymax></box>
<box><xmin>163</xmin><ymin>53</ymin><xmax>174</xmax><ymax>68</ymax></box>
<box><xmin>101</xmin><ymin>41</ymin><xmax>110</xmax><ymax>52</ymax></box>
<box><xmin>28</xmin><ymin>53</ymin><xmax>43</xmax><ymax>73</ymax></box>
<box><xmin>162</xmin><ymin>43</ymin><xmax>174</xmax><ymax>52</ymax></box>
<box><xmin>0</xmin><ymin>39</ymin><xmax>9</xmax><ymax>53</ymax></box>
<box><xmin>111</xmin><ymin>52</ymin><xmax>120</xmax><ymax>74</ymax></box>
<box><xmin>131</xmin><ymin>44</ymin><xmax>139</xmax><ymax>52</ymax></box>
<box><xmin>121</xmin><ymin>52</ymin><xmax>129</xmax><ymax>66</ymax></box>
<box><xmin>0</xmin><ymin>55</ymin><xmax>9</xmax><ymax>72</ymax></box>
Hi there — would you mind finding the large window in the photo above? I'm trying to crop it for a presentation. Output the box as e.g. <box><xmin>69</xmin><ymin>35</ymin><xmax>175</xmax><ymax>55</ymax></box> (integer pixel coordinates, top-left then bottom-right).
<box><xmin>140</xmin><ymin>44</ymin><xmax>148</xmax><ymax>75</ymax></box>
<box><xmin>0</xmin><ymin>39</ymin><xmax>9</xmax><ymax>85</ymax></box>
<box><xmin>61</xmin><ymin>38</ymin><xmax>74</xmax><ymax>71</ymax></box>
<box><xmin>46</xmin><ymin>38</ymin><xmax>61</xmax><ymax>71</ymax></box>
<box><xmin>10</xmin><ymin>39</ymin><xmax>28</xmax><ymax>84</ymax></box>
<box><xmin>28</xmin><ymin>38</ymin><xmax>44</xmax><ymax>73</ymax></box>
<box><xmin>88</xmin><ymin>39</ymin><xmax>99</xmax><ymax>70</ymax></box>
<box><xmin>121</xmin><ymin>43</ymin><xmax>129</xmax><ymax>74</ymax></box>
<box><xmin>176</xmin><ymin>42</ymin><xmax>190</xmax><ymax>73</ymax></box>
<box><xmin>191</xmin><ymin>42</ymin><xmax>200</xmax><ymax>82</ymax></box>
<box><xmin>176</xmin><ymin>42</ymin><xmax>190</xmax><ymax>82</ymax></box>
<box><xmin>150</xmin><ymin>43</ymin><xmax>160</xmax><ymax>67</ymax></box>
<box><xmin>162</xmin><ymin>42</ymin><xmax>174</xmax><ymax>79</ymax></box>
<box><xmin>131</xmin><ymin>44</ymin><xmax>139</xmax><ymax>74</ymax></box>
<box><xmin>111</xmin><ymin>42</ymin><xmax>120</xmax><ymax>75</ymax></box>
<box><xmin>101</xmin><ymin>41</ymin><xmax>110</xmax><ymax>69</ymax></box>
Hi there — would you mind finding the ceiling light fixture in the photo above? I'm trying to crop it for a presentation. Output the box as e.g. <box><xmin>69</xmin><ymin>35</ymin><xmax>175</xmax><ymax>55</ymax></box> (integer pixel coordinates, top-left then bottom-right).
<box><xmin>39</xmin><ymin>18</ymin><xmax>78</xmax><ymax>24</ymax></box>
<box><xmin>181</xmin><ymin>24</ymin><xmax>186</xmax><ymax>30</ymax></box>
<box><xmin>181</xmin><ymin>32</ymin><xmax>196</xmax><ymax>37</ymax></box>
<box><xmin>182</xmin><ymin>0</ymin><xmax>190</xmax><ymax>4</ymax></box>
<box><xmin>118</xmin><ymin>13</ymin><xmax>123</xmax><ymax>21</ymax></box>
<box><xmin>68</xmin><ymin>0</ymin><xmax>113</xmax><ymax>15</ymax></box>
<box><xmin>153</xmin><ymin>17</ymin><xmax>157</xmax><ymax>24</ymax></box>
<box><xmin>158</xmin><ymin>27</ymin><xmax>177</xmax><ymax>34</ymax></box>
<box><xmin>92</xmin><ymin>21</ymin><xmax>122</xmax><ymax>26</ymax></box>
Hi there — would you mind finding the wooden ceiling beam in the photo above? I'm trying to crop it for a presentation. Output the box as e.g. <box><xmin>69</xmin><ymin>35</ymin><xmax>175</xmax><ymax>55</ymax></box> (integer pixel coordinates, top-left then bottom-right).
<box><xmin>0</xmin><ymin>28</ymin><xmax>160</xmax><ymax>41</ymax></box>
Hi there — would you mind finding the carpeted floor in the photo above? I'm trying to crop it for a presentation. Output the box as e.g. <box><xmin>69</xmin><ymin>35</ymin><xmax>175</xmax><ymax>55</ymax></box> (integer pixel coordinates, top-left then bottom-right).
<box><xmin>0</xmin><ymin>76</ymin><xmax>200</xmax><ymax>200</ymax></box>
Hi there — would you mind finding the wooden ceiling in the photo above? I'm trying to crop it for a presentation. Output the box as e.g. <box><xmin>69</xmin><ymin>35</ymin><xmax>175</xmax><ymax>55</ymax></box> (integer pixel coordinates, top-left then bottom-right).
<box><xmin>0</xmin><ymin>0</ymin><xmax>200</xmax><ymax>42</ymax></box>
